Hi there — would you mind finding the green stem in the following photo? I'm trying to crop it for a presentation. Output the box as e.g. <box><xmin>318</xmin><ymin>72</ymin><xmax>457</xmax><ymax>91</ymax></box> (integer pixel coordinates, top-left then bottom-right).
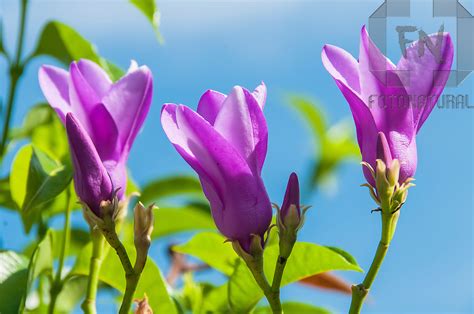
<box><xmin>48</xmin><ymin>188</ymin><xmax>73</xmax><ymax>314</ymax></box>
<box><xmin>101</xmin><ymin>217</ymin><xmax>142</xmax><ymax>314</ymax></box>
<box><xmin>349</xmin><ymin>211</ymin><xmax>399</xmax><ymax>314</ymax></box>
<box><xmin>81</xmin><ymin>228</ymin><xmax>106</xmax><ymax>314</ymax></box>
<box><xmin>243</xmin><ymin>255</ymin><xmax>282</xmax><ymax>314</ymax></box>
<box><xmin>0</xmin><ymin>0</ymin><xmax>29</xmax><ymax>157</ymax></box>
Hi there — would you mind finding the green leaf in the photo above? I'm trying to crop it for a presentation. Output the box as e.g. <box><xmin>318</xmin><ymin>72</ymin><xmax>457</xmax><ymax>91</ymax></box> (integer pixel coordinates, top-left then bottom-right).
<box><xmin>140</xmin><ymin>175</ymin><xmax>205</xmax><ymax>205</ymax></box>
<box><xmin>20</xmin><ymin>230</ymin><xmax>55</xmax><ymax>312</ymax></box>
<box><xmin>23</xmin><ymin>228</ymin><xmax>90</xmax><ymax>258</ymax></box>
<box><xmin>0</xmin><ymin>251</ymin><xmax>29</xmax><ymax>314</ymax></box>
<box><xmin>152</xmin><ymin>206</ymin><xmax>215</xmax><ymax>238</ymax></box>
<box><xmin>10</xmin><ymin>145</ymin><xmax>73</xmax><ymax>232</ymax></box>
<box><xmin>173</xmin><ymin>232</ymin><xmax>236</xmax><ymax>275</ymax></box>
<box><xmin>33</xmin><ymin>21</ymin><xmax>123</xmax><ymax>81</ymax></box>
<box><xmin>228</xmin><ymin>242</ymin><xmax>362</xmax><ymax>312</ymax></box>
<box><xmin>288</xmin><ymin>96</ymin><xmax>360</xmax><ymax>189</ymax></box>
<box><xmin>255</xmin><ymin>302</ymin><xmax>331</xmax><ymax>314</ymax></box>
<box><xmin>71</xmin><ymin>242</ymin><xmax>177</xmax><ymax>313</ymax></box>
<box><xmin>129</xmin><ymin>0</ymin><xmax>163</xmax><ymax>42</ymax></box>
<box><xmin>0</xmin><ymin>176</ymin><xmax>16</xmax><ymax>210</ymax></box>
<box><xmin>54</xmin><ymin>277</ymin><xmax>88</xmax><ymax>314</ymax></box>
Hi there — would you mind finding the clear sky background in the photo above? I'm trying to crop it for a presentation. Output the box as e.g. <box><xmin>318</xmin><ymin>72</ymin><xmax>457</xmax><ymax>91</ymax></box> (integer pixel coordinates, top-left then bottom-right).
<box><xmin>1</xmin><ymin>0</ymin><xmax>473</xmax><ymax>312</ymax></box>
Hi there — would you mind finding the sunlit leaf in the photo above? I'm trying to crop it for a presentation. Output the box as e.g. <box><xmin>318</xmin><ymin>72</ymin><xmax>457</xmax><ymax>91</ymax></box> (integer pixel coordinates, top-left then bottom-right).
<box><xmin>130</xmin><ymin>0</ymin><xmax>163</xmax><ymax>42</ymax></box>
<box><xmin>70</xmin><ymin>242</ymin><xmax>176</xmax><ymax>313</ymax></box>
<box><xmin>227</xmin><ymin>242</ymin><xmax>362</xmax><ymax>312</ymax></box>
<box><xmin>10</xmin><ymin>145</ymin><xmax>73</xmax><ymax>232</ymax></box>
<box><xmin>152</xmin><ymin>206</ymin><xmax>215</xmax><ymax>238</ymax></box>
<box><xmin>54</xmin><ymin>276</ymin><xmax>88</xmax><ymax>314</ymax></box>
<box><xmin>0</xmin><ymin>251</ymin><xmax>29</xmax><ymax>314</ymax></box>
<box><xmin>33</xmin><ymin>21</ymin><xmax>123</xmax><ymax>81</ymax></box>
<box><xmin>173</xmin><ymin>232</ymin><xmax>236</xmax><ymax>275</ymax></box>
<box><xmin>140</xmin><ymin>175</ymin><xmax>205</xmax><ymax>205</ymax></box>
<box><xmin>288</xmin><ymin>96</ymin><xmax>360</xmax><ymax>190</ymax></box>
<box><xmin>255</xmin><ymin>302</ymin><xmax>331</xmax><ymax>314</ymax></box>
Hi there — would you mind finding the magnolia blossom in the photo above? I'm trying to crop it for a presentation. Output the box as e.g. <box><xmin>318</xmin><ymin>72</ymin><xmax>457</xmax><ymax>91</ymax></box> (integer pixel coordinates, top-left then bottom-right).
<box><xmin>322</xmin><ymin>26</ymin><xmax>454</xmax><ymax>185</ymax></box>
<box><xmin>39</xmin><ymin>59</ymin><xmax>153</xmax><ymax>215</ymax></box>
<box><xmin>161</xmin><ymin>84</ymin><xmax>272</xmax><ymax>251</ymax></box>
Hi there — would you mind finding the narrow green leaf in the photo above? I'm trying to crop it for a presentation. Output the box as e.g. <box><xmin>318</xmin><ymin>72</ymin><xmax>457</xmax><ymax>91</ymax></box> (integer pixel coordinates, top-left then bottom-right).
<box><xmin>71</xmin><ymin>242</ymin><xmax>177</xmax><ymax>313</ymax></box>
<box><xmin>33</xmin><ymin>21</ymin><xmax>123</xmax><ymax>80</ymax></box>
<box><xmin>228</xmin><ymin>242</ymin><xmax>362</xmax><ymax>312</ymax></box>
<box><xmin>0</xmin><ymin>18</ymin><xmax>5</xmax><ymax>56</ymax></box>
<box><xmin>0</xmin><ymin>251</ymin><xmax>29</xmax><ymax>314</ymax></box>
<box><xmin>20</xmin><ymin>230</ymin><xmax>55</xmax><ymax>312</ymax></box>
<box><xmin>140</xmin><ymin>175</ymin><xmax>205</xmax><ymax>205</ymax></box>
<box><xmin>54</xmin><ymin>277</ymin><xmax>88</xmax><ymax>314</ymax></box>
<box><xmin>255</xmin><ymin>302</ymin><xmax>331</xmax><ymax>314</ymax></box>
<box><xmin>10</xmin><ymin>145</ymin><xmax>73</xmax><ymax>232</ymax></box>
<box><xmin>173</xmin><ymin>232</ymin><xmax>236</xmax><ymax>275</ymax></box>
<box><xmin>129</xmin><ymin>0</ymin><xmax>163</xmax><ymax>42</ymax></box>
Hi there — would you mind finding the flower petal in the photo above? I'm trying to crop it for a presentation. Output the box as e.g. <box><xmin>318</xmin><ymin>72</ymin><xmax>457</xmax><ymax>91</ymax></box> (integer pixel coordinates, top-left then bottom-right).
<box><xmin>102</xmin><ymin>65</ymin><xmax>153</xmax><ymax>156</ymax></box>
<box><xmin>213</xmin><ymin>86</ymin><xmax>268</xmax><ymax>174</ymax></box>
<box><xmin>65</xmin><ymin>113</ymin><xmax>113</xmax><ymax>215</ymax></box>
<box><xmin>161</xmin><ymin>104</ymin><xmax>272</xmax><ymax>241</ymax></box>
<box><xmin>38</xmin><ymin>65</ymin><xmax>71</xmax><ymax>122</ymax></box>
<box><xmin>281</xmin><ymin>172</ymin><xmax>300</xmax><ymax>218</ymax></box>
<box><xmin>89</xmin><ymin>103</ymin><xmax>120</xmax><ymax>162</ymax></box>
<box><xmin>359</xmin><ymin>26</ymin><xmax>415</xmax><ymax>139</ymax></box>
<box><xmin>321</xmin><ymin>44</ymin><xmax>361</xmax><ymax>95</ymax></box>
<box><xmin>251</xmin><ymin>82</ymin><xmax>267</xmax><ymax>109</ymax></box>
<box><xmin>396</xmin><ymin>33</ymin><xmax>454</xmax><ymax>132</ymax></box>
<box><xmin>196</xmin><ymin>90</ymin><xmax>226</xmax><ymax>125</ymax></box>
<box><xmin>76</xmin><ymin>59</ymin><xmax>112</xmax><ymax>98</ymax></box>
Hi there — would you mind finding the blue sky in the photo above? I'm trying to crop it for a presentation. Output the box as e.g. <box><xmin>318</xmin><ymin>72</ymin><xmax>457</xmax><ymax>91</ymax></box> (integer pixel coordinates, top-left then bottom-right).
<box><xmin>1</xmin><ymin>0</ymin><xmax>473</xmax><ymax>312</ymax></box>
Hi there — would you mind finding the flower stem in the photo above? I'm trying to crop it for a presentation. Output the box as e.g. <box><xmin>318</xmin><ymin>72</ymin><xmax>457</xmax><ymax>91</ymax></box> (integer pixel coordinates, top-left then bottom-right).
<box><xmin>81</xmin><ymin>228</ymin><xmax>106</xmax><ymax>314</ymax></box>
<box><xmin>0</xmin><ymin>0</ymin><xmax>29</xmax><ymax>158</ymax></box>
<box><xmin>242</xmin><ymin>254</ymin><xmax>282</xmax><ymax>314</ymax></box>
<box><xmin>48</xmin><ymin>187</ymin><xmax>73</xmax><ymax>314</ymax></box>
<box><xmin>349</xmin><ymin>211</ymin><xmax>399</xmax><ymax>314</ymax></box>
<box><xmin>101</xmin><ymin>216</ymin><xmax>146</xmax><ymax>314</ymax></box>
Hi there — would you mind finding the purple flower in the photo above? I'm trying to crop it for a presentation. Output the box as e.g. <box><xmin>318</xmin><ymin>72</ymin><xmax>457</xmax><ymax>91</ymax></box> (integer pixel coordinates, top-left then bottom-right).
<box><xmin>161</xmin><ymin>84</ymin><xmax>272</xmax><ymax>252</ymax></box>
<box><xmin>38</xmin><ymin>60</ymin><xmax>153</xmax><ymax>215</ymax></box>
<box><xmin>322</xmin><ymin>26</ymin><xmax>453</xmax><ymax>185</ymax></box>
<box><xmin>280</xmin><ymin>172</ymin><xmax>300</xmax><ymax>223</ymax></box>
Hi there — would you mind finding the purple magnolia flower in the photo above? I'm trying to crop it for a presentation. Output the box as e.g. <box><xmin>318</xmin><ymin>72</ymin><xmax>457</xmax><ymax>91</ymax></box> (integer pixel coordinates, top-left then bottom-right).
<box><xmin>281</xmin><ymin>172</ymin><xmax>300</xmax><ymax>222</ymax></box>
<box><xmin>38</xmin><ymin>59</ymin><xmax>153</xmax><ymax>215</ymax></box>
<box><xmin>322</xmin><ymin>26</ymin><xmax>453</xmax><ymax>185</ymax></box>
<box><xmin>161</xmin><ymin>84</ymin><xmax>272</xmax><ymax>251</ymax></box>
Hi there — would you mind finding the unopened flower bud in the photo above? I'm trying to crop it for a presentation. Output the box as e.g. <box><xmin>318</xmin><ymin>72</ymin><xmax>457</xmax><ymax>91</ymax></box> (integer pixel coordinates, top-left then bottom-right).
<box><xmin>276</xmin><ymin>172</ymin><xmax>309</xmax><ymax>259</ymax></box>
<box><xmin>134</xmin><ymin>202</ymin><xmax>155</xmax><ymax>249</ymax></box>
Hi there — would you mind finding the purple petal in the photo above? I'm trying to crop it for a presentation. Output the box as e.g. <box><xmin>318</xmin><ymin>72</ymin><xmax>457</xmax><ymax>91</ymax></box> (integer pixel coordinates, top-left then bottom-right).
<box><xmin>376</xmin><ymin>131</ymin><xmax>393</xmax><ymax>166</ymax></box>
<box><xmin>335</xmin><ymin>79</ymin><xmax>378</xmax><ymax>185</ymax></box>
<box><xmin>321</xmin><ymin>44</ymin><xmax>361</xmax><ymax>95</ymax></box>
<box><xmin>161</xmin><ymin>104</ymin><xmax>272</xmax><ymax>242</ymax></box>
<box><xmin>396</xmin><ymin>33</ymin><xmax>454</xmax><ymax>132</ymax></box>
<box><xmin>359</xmin><ymin>26</ymin><xmax>415</xmax><ymax>138</ymax></box>
<box><xmin>65</xmin><ymin>113</ymin><xmax>113</xmax><ymax>216</ymax></box>
<box><xmin>387</xmin><ymin>131</ymin><xmax>418</xmax><ymax>181</ymax></box>
<box><xmin>251</xmin><ymin>82</ymin><xmax>267</xmax><ymax>109</ymax></box>
<box><xmin>196</xmin><ymin>90</ymin><xmax>226</xmax><ymax>125</ymax></box>
<box><xmin>213</xmin><ymin>86</ymin><xmax>268</xmax><ymax>175</ymax></box>
<box><xmin>281</xmin><ymin>172</ymin><xmax>300</xmax><ymax>219</ymax></box>
<box><xmin>102</xmin><ymin>65</ymin><xmax>153</xmax><ymax>156</ymax></box>
<box><xmin>38</xmin><ymin>65</ymin><xmax>71</xmax><ymax>121</ymax></box>
<box><xmin>89</xmin><ymin>104</ymin><xmax>120</xmax><ymax>162</ymax></box>
<box><xmin>75</xmin><ymin>59</ymin><xmax>112</xmax><ymax>99</ymax></box>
